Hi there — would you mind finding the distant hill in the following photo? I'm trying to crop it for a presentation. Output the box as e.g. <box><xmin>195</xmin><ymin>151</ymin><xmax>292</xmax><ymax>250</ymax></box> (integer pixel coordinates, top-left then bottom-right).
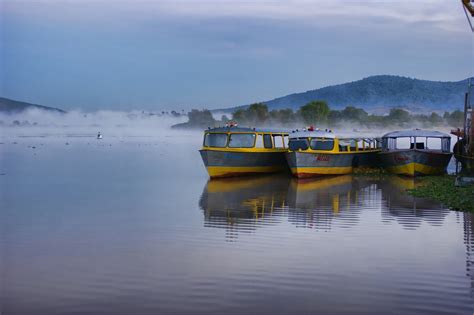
<box><xmin>226</xmin><ymin>75</ymin><xmax>473</xmax><ymax>113</ymax></box>
<box><xmin>0</xmin><ymin>97</ymin><xmax>66</xmax><ymax>114</ymax></box>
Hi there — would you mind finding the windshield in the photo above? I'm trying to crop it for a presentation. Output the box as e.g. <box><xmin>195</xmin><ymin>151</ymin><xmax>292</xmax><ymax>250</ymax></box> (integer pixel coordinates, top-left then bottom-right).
<box><xmin>289</xmin><ymin>138</ymin><xmax>309</xmax><ymax>151</ymax></box>
<box><xmin>204</xmin><ymin>133</ymin><xmax>228</xmax><ymax>147</ymax></box>
<box><xmin>228</xmin><ymin>133</ymin><xmax>256</xmax><ymax>148</ymax></box>
<box><xmin>310</xmin><ymin>138</ymin><xmax>334</xmax><ymax>151</ymax></box>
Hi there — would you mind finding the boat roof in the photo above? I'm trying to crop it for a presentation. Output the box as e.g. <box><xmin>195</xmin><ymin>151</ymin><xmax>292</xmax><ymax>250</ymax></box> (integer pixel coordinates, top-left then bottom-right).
<box><xmin>205</xmin><ymin>126</ymin><xmax>290</xmax><ymax>134</ymax></box>
<box><xmin>382</xmin><ymin>129</ymin><xmax>451</xmax><ymax>138</ymax></box>
<box><xmin>289</xmin><ymin>130</ymin><xmax>336</xmax><ymax>139</ymax></box>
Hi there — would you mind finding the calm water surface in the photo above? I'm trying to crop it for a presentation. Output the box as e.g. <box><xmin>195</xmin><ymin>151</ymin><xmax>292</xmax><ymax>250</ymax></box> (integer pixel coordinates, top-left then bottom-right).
<box><xmin>1</xmin><ymin>132</ymin><xmax>473</xmax><ymax>314</ymax></box>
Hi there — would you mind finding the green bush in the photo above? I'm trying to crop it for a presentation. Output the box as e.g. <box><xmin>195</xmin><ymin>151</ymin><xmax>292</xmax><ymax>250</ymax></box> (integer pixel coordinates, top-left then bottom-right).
<box><xmin>407</xmin><ymin>176</ymin><xmax>474</xmax><ymax>212</ymax></box>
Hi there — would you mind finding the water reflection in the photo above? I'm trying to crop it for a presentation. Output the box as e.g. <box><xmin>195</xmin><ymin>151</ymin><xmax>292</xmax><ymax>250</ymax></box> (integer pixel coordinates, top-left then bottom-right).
<box><xmin>4</xmin><ymin>138</ymin><xmax>472</xmax><ymax>314</ymax></box>
<box><xmin>199</xmin><ymin>175</ymin><xmax>290</xmax><ymax>240</ymax></box>
<box><xmin>380</xmin><ymin>176</ymin><xmax>450</xmax><ymax>229</ymax></box>
<box><xmin>200</xmin><ymin>174</ymin><xmax>450</xmax><ymax>234</ymax></box>
<box><xmin>287</xmin><ymin>176</ymin><xmax>379</xmax><ymax>230</ymax></box>
<box><xmin>464</xmin><ymin>212</ymin><xmax>474</xmax><ymax>297</ymax></box>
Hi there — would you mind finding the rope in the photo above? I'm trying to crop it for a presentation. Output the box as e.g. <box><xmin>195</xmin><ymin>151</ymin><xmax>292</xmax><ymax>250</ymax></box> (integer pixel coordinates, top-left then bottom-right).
<box><xmin>455</xmin><ymin>153</ymin><xmax>474</xmax><ymax>160</ymax></box>
<box><xmin>463</xmin><ymin>1</ymin><xmax>474</xmax><ymax>32</ymax></box>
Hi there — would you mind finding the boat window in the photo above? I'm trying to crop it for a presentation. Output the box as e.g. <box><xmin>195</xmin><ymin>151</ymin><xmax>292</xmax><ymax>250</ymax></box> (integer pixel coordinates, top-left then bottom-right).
<box><xmin>255</xmin><ymin>134</ymin><xmax>265</xmax><ymax>148</ymax></box>
<box><xmin>410</xmin><ymin>142</ymin><xmax>425</xmax><ymax>149</ymax></box>
<box><xmin>339</xmin><ymin>139</ymin><xmax>352</xmax><ymax>152</ymax></box>
<box><xmin>310</xmin><ymin>138</ymin><xmax>334</xmax><ymax>151</ymax></box>
<box><xmin>441</xmin><ymin>138</ymin><xmax>451</xmax><ymax>152</ymax></box>
<box><xmin>383</xmin><ymin>138</ymin><xmax>397</xmax><ymax>150</ymax></box>
<box><xmin>273</xmin><ymin>135</ymin><xmax>285</xmax><ymax>148</ymax></box>
<box><xmin>363</xmin><ymin>140</ymin><xmax>369</xmax><ymax>150</ymax></box>
<box><xmin>425</xmin><ymin>137</ymin><xmax>442</xmax><ymax>150</ymax></box>
<box><xmin>376</xmin><ymin>139</ymin><xmax>382</xmax><ymax>149</ymax></box>
<box><xmin>283</xmin><ymin>135</ymin><xmax>289</xmax><ymax>148</ymax></box>
<box><xmin>364</xmin><ymin>139</ymin><xmax>373</xmax><ymax>150</ymax></box>
<box><xmin>263</xmin><ymin>134</ymin><xmax>273</xmax><ymax>148</ymax></box>
<box><xmin>396</xmin><ymin>138</ymin><xmax>411</xmax><ymax>149</ymax></box>
<box><xmin>228</xmin><ymin>133</ymin><xmax>256</xmax><ymax>148</ymax></box>
<box><xmin>344</xmin><ymin>139</ymin><xmax>357</xmax><ymax>151</ymax></box>
<box><xmin>339</xmin><ymin>145</ymin><xmax>349</xmax><ymax>152</ymax></box>
<box><xmin>289</xmin><ymin>138</ymin><xmax>309</xmax><ymax>151</ymax></box>
<box><xmin>204</xmin><ymin>133</ymin><xmax>228</xmax><ymax>147</ymax></box>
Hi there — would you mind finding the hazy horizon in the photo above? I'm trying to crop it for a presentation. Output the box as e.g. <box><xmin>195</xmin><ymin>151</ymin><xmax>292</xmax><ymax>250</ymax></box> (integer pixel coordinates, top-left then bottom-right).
<box><xmin>2</xmin><ymin>74</ymin><xmax>473</xmax><ymax>112</ymax></box>
<box><xmin>1</xmin><ymin>0</ymin><xmax>473</xmax><ymax>111</ymax></box>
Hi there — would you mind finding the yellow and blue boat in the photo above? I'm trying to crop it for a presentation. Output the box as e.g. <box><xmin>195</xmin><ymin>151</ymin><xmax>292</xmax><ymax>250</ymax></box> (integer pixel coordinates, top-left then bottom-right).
<box><xmin>379</xmin><ymin>130</ymin><xmax>452</xmax><ymax>176</ymax></box>
<box><xmin>285</xmin><ymin>130</ymin><xmax>380</xmax><ymax>178</ymax></box>
<box><xmin>199</xmin><ymin>126</ymin><xmax>289</xmax><ymax>178</ymax></box>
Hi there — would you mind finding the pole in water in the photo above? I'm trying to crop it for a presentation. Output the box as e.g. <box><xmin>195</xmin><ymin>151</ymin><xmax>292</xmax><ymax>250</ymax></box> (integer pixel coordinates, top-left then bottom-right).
<box><xmin>456</xmin><ymin>133</ymin><xmax>459</xmax><ymax>175</ymax></box>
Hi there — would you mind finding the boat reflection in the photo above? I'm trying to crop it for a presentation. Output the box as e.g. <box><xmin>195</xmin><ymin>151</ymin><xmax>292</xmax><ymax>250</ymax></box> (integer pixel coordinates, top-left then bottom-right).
<box><xmin>286</xmin><ymin>175</ymin><xmax>378</xmax><ymax>229</ymax></box>
<box><xmin>199</xmin><ymin>174</ymin><xmax>290</xmax><ymax>239</ymax></box>
<box><xmin>380</xmin><ymin>176</ymin><xmax>450</xmax><ymax>229</ymax></box>
<box><xmin>199</xmin><ymin>174</ymin><xmax>451</xmax><ymax>238</ymax></box>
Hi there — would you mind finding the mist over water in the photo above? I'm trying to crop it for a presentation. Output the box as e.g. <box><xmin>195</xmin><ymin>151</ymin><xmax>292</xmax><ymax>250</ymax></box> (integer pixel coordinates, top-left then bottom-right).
<box><xmin>0</xmin><ymin>109</ymin><xmax>187</xmax><ymax>138</ymax></box>
<box><xmin>0</xmin><ymin>107</ymin><xmax>457</xmax><ymax>140</ymax></box>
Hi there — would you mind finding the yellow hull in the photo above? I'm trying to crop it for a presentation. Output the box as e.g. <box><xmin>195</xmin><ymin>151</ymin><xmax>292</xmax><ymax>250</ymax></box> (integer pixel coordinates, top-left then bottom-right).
<box><xmin>290</xmin><ymin>174</ymin><xmax>353</xmax><ymax>191</ymax></box>
<box><xmin>206</xmin><ymin>166</ymin><xmax>284</xmax><ymax>178</ymax></box>
<box><xmin>290</xmin><ymin>166</ymin><xmax>353</xmax><ymax>178</ymax></box>
<box><xmin>386</xmin><ymin>162</ymin><xmax>446</xmax><ymax>176</ymax></box>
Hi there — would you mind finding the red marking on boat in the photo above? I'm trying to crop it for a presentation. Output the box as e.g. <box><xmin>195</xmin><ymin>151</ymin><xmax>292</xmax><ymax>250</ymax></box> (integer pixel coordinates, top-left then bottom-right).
<box><xmin>316</xmin><ymin>155</ymin><xmax>330</xmax><ymax>162</ymax></box>
<box><xmin>394</xmin><ymin>154</ymin><xmax>409</xmax><ymax>162</ymax></box>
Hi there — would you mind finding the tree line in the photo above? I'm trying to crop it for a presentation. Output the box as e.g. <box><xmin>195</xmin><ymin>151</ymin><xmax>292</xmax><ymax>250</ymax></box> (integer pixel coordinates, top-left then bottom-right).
<box><xmin>174</xmin><ymin>100</ymin><xmax>464</xmax><ymax>129</ymax></box>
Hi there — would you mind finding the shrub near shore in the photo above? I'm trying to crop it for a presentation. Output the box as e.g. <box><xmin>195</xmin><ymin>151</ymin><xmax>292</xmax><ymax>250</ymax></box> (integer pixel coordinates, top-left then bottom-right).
<box><xmin>407</xmin><ymin>176</ymin><xmax>474</xmax><ymax>212</ymax></box>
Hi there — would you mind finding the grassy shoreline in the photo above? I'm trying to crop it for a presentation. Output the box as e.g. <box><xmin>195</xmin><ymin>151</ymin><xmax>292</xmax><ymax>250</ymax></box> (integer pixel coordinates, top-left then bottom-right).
<box><xmin>407</xmin><ymin>175</ymin><xmax>474</xmax><ymax>212</ymax></box>
<box><xmin>353</xmin><ymin>169</ymin><xmax>474</xmax><ymax>212</ymax></box>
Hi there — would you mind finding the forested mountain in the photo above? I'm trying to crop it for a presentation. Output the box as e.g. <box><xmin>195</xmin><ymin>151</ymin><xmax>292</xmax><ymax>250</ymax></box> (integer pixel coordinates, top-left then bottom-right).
<box><xmin>229</xmin><ymin>75</ymin><xmax>472</xmax><ymax>112</ymax></box>
<box><xmin>0</xmin><ymin>97</ymin><xmax>66</xmax><ymax>113</ymax></box>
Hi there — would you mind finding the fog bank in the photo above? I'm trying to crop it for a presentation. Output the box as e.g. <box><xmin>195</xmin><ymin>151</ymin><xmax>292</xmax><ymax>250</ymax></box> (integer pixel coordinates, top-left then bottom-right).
<box><xmin>0</xmin><ymin>109</ymin><xmax>187</xmax><ymax>137</ymax></box>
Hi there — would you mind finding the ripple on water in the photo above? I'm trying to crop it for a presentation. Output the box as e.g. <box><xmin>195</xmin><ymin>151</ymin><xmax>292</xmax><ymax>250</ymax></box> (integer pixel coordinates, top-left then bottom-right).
<box><xmin>2</xmin><ymin>143</ymin><xmax>472</xmax><ymax>314</ymax></box>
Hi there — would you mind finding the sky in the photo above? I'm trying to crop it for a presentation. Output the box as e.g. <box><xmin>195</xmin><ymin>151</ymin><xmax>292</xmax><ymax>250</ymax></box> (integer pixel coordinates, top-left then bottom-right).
<box><xmin>1</xmin><ymin>0</ymin><xmax>473</xmax><ymax>111</ymax></box>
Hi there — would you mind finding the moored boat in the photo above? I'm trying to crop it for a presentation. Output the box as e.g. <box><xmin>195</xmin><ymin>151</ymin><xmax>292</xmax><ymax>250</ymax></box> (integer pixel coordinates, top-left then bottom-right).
<box><xmin>199</xmin><ymin>126</ymin><xmax>289</xmax><ymax>178</ymax></box>
<box><xmin>379</xmin><ymin>129</ymin><xmax>452</xmax><ymax>176</ymax></box>
<box><xmin>285</xmin><ymin>129</ymin><xmax>380</xmax><ymax>178</ymax></box>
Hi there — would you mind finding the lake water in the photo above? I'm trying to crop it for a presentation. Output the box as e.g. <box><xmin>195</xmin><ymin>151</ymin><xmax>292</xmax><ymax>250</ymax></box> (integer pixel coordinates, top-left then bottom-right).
<box><xmin>1</xmin><ymin>131</ymin><xmax>473</xmax><ymax>314</ymax></box>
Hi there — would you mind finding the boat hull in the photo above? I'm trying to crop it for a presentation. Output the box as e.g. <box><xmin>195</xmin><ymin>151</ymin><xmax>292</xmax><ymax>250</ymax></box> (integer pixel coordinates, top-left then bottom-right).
<box><xmin>285</xmin><ymin>152</ymin><xmax>351</xmax><ymax>178</ymax></box>
<box><xmin>379</xmin><ymin>149</ymin><xmax>452</xmax><ymax>176</ymax></box>
<box><xmin>200</xmin><ymin>149</ymin><xmax>287</xmax><ymax>178</ymax></box>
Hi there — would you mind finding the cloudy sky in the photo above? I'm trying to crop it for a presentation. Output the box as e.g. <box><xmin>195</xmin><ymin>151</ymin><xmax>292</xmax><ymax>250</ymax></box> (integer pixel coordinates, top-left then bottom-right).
<box><xmin>1</xmin><ymin>0</ymin><xmax>473</xmax><ymax>110</ymax></box>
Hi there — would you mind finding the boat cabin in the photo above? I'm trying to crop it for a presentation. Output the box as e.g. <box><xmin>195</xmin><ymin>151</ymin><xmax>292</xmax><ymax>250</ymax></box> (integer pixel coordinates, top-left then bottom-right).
<box><xmin>288</xmin><ymin>130</ymin><xmax>380</xmax><ymax>153</ymax></box>
<box><xmin>202</xmin><ymin>127</ymin><xmax>289</xmax><ymax>151</ymax></box>
<box><xmin>381</xmin><ymin>130</ymin><xmax>451</xmax><ymax>153</ymax></box>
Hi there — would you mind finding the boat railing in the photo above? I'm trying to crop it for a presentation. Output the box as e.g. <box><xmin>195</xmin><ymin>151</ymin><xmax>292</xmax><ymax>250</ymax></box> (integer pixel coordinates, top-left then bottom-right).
<box><xmin>338</xmin><ymin>137</ymin><xmax>380</xmax><ymax>152</ymax></box>
<box><xmin>288</xmin><ymin>136</ymin><xmax>380</xmax><ymax>153</ymax></box>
